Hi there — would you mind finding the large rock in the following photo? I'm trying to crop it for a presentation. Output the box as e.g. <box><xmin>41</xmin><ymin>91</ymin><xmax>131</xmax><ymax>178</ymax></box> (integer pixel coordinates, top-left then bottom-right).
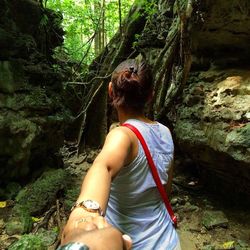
<box><xmin>5</xmin><ymin>169</ymin><xmax>68</xmax><ymax>236</ymax></box>
<box><xmin>0</xmin><ymin>114</ymin><xmax>40</xmax><ymax>180</ymax></box>
<box><xmin>176</xmin><ymin>70</ymin><xmax>250</xmax><ymax>157</ymax></box>
<box><xmin>134</xmin><ymin>0</ymin><xmax>250</xmax><ymax>198</ymax></box>
<box><xmin>175</xmin><ymin>69</ymin><xmax>250</xmax><ymax>196</ymax></box>
<box><xmin>202</xmin><ymin>210</ymin><xmax>229</xmax><ymax>230</ymax></box>
<box><xmin>0</xmin><ymin>0</ymin><xmax>70</xmax><ymax>191</ymax></box>
<box><xmin>174</xmin><ymin>69</ymin><xmax>250</xmax><ymax>198</ymax></box>
<box><xmin>0</xmin><ymin>61</ymin><xmax>27</xmax><ymax>93</ymax></box>
<box><xmin>191</xmin><ymin>0</ymin><xmax>250</xmax><ymax>66</ymax></box>
<box><xmin>164</xmin><ymin>0</ymin><xmax>250</xmax><ymax>199</ymax></box>
<box><xmin>15</xmin><ymin>169</ymin><xmax>68</xmax><ymax>215</ymax></box>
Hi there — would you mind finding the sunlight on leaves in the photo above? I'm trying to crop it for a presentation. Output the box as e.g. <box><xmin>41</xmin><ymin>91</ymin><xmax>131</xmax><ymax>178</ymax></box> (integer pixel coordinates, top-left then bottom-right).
<box><xmin>46</xmin><ymin>0</ymin><xmax>134</xmax><ymax>64</ymax></box>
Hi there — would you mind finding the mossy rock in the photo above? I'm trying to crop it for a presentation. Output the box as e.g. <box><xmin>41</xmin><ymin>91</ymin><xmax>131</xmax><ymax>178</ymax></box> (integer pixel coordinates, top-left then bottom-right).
<box><xmin>5</xmin><ymin>209</ymin><xmax>33</xmax><ymax>235</ymax></box>
<box><xmin>202</xmin><ymin>210</ymin><xmax>229</xmax><ymax>230</ymax></box>
<box><xmin>8</xmin><ymin>234</ymin><xmax>46</xmax><ymax>250</ymax></box>
<box><xmin>15</xmin><ymin>168</ymin><xmax>68</xmax><ymax>215</ymax></box>
<box><xmin>36</xmin><ymin>228</ymin><xmax>58</xmax><ymax>246</ymax></box>
<box><xmin>0</xmin><ymin>182</ymin><xmax>21</xmax><ymax>199</ymax></box>
<box><xmin>0</xmin><ymin>60</ymin><xmax>27</xmax><ymax>94</ymax></box>
<box><xmin>64</xmin><ymin>186</ymin><xmax>81</xmax><ymax>211</ymax></box>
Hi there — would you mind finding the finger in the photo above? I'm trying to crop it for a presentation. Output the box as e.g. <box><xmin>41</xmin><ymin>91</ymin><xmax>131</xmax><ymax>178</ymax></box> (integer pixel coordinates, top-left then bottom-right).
<box><xmin>82</xmin><ymin>222</ymin><xmax>98</xmax><ymax>231</ymax></box>
<box><xmin>74</xmin><ymin>217</ymin><xmax>98</xmax><ymax>231</ymax></box>
<box><xmin>93</xmin><ymin>216</ymin><xmax>110</xmax><ymax>229</ymax></box>
<box><xmin>122</xmin><ymin>234</ymin><xmax>132</xmax><ymax>250</ymax></box>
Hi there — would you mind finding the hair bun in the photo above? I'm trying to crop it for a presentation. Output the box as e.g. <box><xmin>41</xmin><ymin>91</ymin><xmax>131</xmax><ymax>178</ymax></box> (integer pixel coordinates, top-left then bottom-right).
<box><xmin>111</xmin><ymin>59</ymin><xmax>153</xmax><ymax>110</ymax></box>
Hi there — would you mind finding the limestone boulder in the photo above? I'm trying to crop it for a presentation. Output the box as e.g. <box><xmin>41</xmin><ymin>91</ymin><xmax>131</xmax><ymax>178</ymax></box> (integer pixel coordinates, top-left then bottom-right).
<box><xmin>174</xmin><ymin>69</ymin><xmax>250</xmax><ymax>195</ymax></box>
<box><xmin>0</xmin><ymin>0</ymin><xmax>71</xmax><ymax>191</ymax></box>
<box><xmin>170</xmin><ymin>0</ymin><xmax>250</xmax><ymax>198</ymax></box>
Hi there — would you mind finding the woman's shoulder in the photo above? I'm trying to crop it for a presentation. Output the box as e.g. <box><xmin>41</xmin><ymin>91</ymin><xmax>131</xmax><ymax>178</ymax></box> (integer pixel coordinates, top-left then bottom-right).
<box><xmin>107</xmin><ymin>125</ymin><xmax>131</xmax><ymax>138</ymax></box>
<box><xmin>107</xmin><ymin>125</ymin><xmax>138</xmax><ymax>145</ymax></box>
<box><xmin>155</xmin><ymin>121</ymin><xmax>171</xmax><ymax>132</ymax></box>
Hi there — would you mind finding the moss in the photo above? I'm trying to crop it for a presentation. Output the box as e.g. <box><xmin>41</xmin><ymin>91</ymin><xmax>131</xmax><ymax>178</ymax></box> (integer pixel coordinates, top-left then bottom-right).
<box><xmin>0</xmin><ymin>114</ymin><xmax>40</xmax><ymax>180</ymax></box>
<box><xmin>6</xmin><ymin>208</ymin><xmax>33</xmax><ymax>235</ymax></box>
<box><xmin>8</xmin><ymin>234</ymin><xmax>46</xmax><ymax>250</ymax></box>
<box><xmin>15</xmin><ymin>169</ymin><xmax>68</xmax><ymax>215</ymax></box>
<box><xmin>36</xmin><ymin>228</ymin><xmax>58</xmax><ymax>246</ymax></box>
<box><xmin>6</xmin><ymin>169</ymin><xmax>69</xmax><ymax>235</ymax></box>
<box><xmin>5</xmin><ymin>182</ymin><xmax>22</xmax><ymax>199</ymax></box>
<box><xmin>64</xmin><ymin>186</ymin><xmax>81</xmax><ymax>211</ymax></box>
<box><xmin>0</xmin><ymin>61</ymin><xmax>27</xmax><ymax>93</ymax></box>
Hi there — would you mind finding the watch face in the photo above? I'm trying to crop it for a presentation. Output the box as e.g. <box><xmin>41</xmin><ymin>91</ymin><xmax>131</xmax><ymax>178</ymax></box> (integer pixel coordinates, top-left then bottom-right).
<box><xmin>58</xmin><ymin>242</ymin><xmax>89</xmax><ymax>250</ymax></box>
<box><xmin>83</xmin><ymin>200</ymin><xmax>100</xmax><ymax>210</ymax></box>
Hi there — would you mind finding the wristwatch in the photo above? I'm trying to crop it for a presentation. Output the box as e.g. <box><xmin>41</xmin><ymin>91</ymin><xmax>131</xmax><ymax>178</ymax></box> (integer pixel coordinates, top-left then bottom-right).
<box><xmin>57</xmin><ymin>242</ymin><xmax>89</xmax><ymax>250</ymax></box>
<box><xmin>71</xmin><ymin>199</ymin><xmax>104</xmax><ymax>216</ymax></box>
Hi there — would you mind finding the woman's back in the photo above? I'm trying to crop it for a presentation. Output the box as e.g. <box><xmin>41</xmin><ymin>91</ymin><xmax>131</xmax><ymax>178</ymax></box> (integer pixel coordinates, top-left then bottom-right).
<box><xmin>106</xmin><ymin>119</ymin><xmax>179</xmax><ymax>250</ymax></box>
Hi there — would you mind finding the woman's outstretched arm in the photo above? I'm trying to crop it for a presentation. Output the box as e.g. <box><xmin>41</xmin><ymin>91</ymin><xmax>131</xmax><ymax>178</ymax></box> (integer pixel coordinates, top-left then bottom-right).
<box><xmin>62</xmin><ymin>127</ymin><xmax>136</xmax><ymax>243</ymax></box>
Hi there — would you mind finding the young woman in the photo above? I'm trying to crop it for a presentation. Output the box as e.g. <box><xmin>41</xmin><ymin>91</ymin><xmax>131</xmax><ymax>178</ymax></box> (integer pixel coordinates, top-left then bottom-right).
<box><xmin>61</xmin><ymin>59</ymin><xmax>181</xmax><ymax>250</ymax></box>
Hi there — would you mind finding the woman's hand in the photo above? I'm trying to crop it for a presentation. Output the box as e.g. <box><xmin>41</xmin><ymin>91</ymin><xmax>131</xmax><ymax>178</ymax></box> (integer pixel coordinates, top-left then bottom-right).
<box><xmin>62</xmin><ymin>214</ymin><xmax>110</xmax><ymax>243</ymax></box>
<box><xmin>61</xmin><ymin>215</ymin><xmax>132</xmax><ymax>250</ymax></box>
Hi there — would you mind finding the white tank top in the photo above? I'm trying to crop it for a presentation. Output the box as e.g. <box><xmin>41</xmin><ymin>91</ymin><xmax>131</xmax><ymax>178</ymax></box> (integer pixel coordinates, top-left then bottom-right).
<box><xmin>106</xmin><ymin>119</ymin><xmax>180</xmax><ymax>250</ymax></box>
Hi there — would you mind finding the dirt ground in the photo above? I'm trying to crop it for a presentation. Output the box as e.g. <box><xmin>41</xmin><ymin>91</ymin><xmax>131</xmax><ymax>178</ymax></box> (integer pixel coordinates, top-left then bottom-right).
<box><xmin>0</xmin><ymin>151</ymin><xmax>249</xmax><ymax>249</ymax></box>
<box><xmin>65</xmin><ymin>152</ymin><xmax>250</xmax><ymax>250</ymax></box>
<box><xmin>173</xmin><ymin>177</ymin><xmax>250</xmax><ymax>250</ymax></box>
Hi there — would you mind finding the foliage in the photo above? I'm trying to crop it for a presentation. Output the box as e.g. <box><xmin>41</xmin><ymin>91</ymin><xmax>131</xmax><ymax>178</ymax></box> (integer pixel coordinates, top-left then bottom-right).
<box><xmin>132</xmin><ymin>0</ymin><xmax>158</xmax><ymax>49</ymax></box>
<box><xmin>15</xmin><ymin>169</ymin><xmax>68</xmax><ymax>215</ymax></box>
<box><xmin>132</xmin><ymin>33</ymin><xmax>141</xmax><ymax>49</ymax></box>
<box><xmin>6</xmin><ymin>208</ymin><xmax>33</xmax><ymax>235</ymax></box>
<box><xmin>8</xmin><ymin>234</ymin><xmax>46</xmax><ymax>250</ymax></box>
<box><xmin>45</xmin><ymin>0</ymin><xmax>134</xmax><ymax>64</ymax></box>
<box><xmin>142</xmin><ymin>0</ymin><xmax>158</xmax><ymax>19</ymax></box>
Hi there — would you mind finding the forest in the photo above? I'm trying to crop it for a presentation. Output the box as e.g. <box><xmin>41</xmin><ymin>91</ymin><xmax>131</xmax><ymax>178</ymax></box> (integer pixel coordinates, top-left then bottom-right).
<box><xmin>0</xmin><ymin>0</ymin><xmax>249</xmax><ymax>249</ymax></box>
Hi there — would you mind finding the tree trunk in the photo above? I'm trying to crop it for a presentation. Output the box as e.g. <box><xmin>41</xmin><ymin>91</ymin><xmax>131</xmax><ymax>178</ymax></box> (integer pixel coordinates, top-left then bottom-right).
<box><xmin>78</xmin><ymin>0</ymin><xmax>193</xmax><ymax>149</ymax></box>
<box><xmin>94</xmin><ymin>2</ymin><xmax>101</xmax><ymax>55</ymax></box>
<box><xmin>118</xmin><ymin>0</ymin><xmax>122</xmax><ymax>35</ymax></box>
<box><xmin>77</xmin><ymin>2</ymin><xmax>147</xmax><ymax>150</ymax></box>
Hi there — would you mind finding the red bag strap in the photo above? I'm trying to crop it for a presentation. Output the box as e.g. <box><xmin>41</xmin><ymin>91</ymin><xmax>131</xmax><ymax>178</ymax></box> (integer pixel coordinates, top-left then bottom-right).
<box><xmin>122</xmin><ymin>123</ymin><xmax>177</xmax><ymax>227</ymax></box>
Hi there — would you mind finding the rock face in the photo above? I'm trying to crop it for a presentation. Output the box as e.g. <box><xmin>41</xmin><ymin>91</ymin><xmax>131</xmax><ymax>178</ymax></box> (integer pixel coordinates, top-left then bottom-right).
<box><xmin>174</xmin><ymin>69</ymin><xmax>250</xmax><ymax>195</ymax></box>
<box><xmin>191</xmin><ymin>0</ymin><xmax>250</xmax><ymax>67</ymax></box>
<box><xmin>135</xmin><ymin>0</ymin><xmax>250</xmax><ymax>197</ymax></box>
<box><xmin>172</xmin><ymin>0</ymin><xmax>250</xmax><ymax>197</ymax></box>
<box><xmin>0</xmin><ymin>0</ymin><xmax>70</xmax><ymax>191</ymax></box>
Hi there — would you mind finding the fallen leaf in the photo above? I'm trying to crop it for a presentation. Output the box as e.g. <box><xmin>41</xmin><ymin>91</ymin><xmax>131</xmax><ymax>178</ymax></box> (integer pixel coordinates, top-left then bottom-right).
<box><xmin>222</xmin><ymin>241</ymin><xmax>235</xmax><ymax>249</ymax></box>
<box><xmin>0</xmin><ymin>201</ymin><xmax>7</xmax><ymax>208</ymax></box>
<box><xmin>32</xmin><ymin>217</ymin><xmax>42</xmax><ymax>222</ymax></box>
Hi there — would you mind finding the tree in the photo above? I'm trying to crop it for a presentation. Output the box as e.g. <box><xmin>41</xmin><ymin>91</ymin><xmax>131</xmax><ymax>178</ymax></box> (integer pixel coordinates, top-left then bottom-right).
<box><xmin>118</xmin><ymin>0</ymin><xmax>122</xmax><ymax>35</ymax></box>
<box><xmin>76</xmin><ymin>0</ymin><xmax>193</xmax><ymax>149</ymax></box>
<box><xmin>45</xmin><ymin>0</ymin><xmax>134</xmax><ymax>63</ymax></box>
<box><xmin>77</xmin><ymin>2</ymin><xmax>147</xmax><ymax>149</ymax></box>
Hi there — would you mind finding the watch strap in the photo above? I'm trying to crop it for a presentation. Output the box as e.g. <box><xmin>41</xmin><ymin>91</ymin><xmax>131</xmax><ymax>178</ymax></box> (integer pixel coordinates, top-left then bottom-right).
<box><xmin>71</xmin><ymin>200</ymin><xmax>104</xmax><ymax>216</ymax></box>
<box><xmin>57</xmin><ymin>242</ymin><xmax>89</xmax><ymax>250</ymax></box>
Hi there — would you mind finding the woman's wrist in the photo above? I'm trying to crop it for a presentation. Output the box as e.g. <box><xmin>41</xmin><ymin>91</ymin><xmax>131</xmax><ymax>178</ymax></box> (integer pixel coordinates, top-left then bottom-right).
<box><xmin>69</xmin><ymin>206</ymin><xmax>100</xmax><ymax>222</ymax></box>
<box><xmin>71</xmin><ymin>200</ymin><xmax>104</xmax><ymax>216</ymax></box>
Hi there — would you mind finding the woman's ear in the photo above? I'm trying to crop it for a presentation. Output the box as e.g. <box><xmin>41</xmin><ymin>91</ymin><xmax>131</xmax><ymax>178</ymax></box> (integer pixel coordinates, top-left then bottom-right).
<box><xmin>108</xmin><ymin>82</ymin><xmax>113</xmax><ymax>98</ymax></box>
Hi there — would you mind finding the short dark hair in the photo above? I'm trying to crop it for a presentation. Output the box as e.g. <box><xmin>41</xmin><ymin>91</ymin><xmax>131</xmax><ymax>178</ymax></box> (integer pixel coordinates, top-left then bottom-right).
<box><xmin>111</xmin><ymin>59</ymin><xmax>153</xmax><ymax>111</ymax></box>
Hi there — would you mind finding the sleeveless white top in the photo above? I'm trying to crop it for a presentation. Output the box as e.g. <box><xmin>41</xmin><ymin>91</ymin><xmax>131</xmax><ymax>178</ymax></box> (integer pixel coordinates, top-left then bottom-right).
<box><xmin>106</xmin><ymin>119</ymin><xmax>180</xmax><ymax>250</ymax></box>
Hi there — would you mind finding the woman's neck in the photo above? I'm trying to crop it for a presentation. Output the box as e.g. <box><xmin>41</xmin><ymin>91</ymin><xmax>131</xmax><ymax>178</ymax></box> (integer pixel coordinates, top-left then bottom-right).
<box><xmin>117</xmin><ymin>108</ymin><xmax>152</xmax><ymax>124</ymax></box>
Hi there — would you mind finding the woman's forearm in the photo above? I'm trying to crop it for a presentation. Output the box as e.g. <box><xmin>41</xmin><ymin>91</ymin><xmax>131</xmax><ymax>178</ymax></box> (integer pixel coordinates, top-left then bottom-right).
<box><xmin>62</xmin><ymin>127</ymin><xmax>132</xmax><ymax>242</ymax></box>
<box><xmin>62</xmin><ymin>162</ymin><xmax>112</xmax><ymax>241</ymax></box>
<box><xmin>77</xmin><ymin>162</ymin><xmax>112</xmax><ymax>213</ymax></box>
